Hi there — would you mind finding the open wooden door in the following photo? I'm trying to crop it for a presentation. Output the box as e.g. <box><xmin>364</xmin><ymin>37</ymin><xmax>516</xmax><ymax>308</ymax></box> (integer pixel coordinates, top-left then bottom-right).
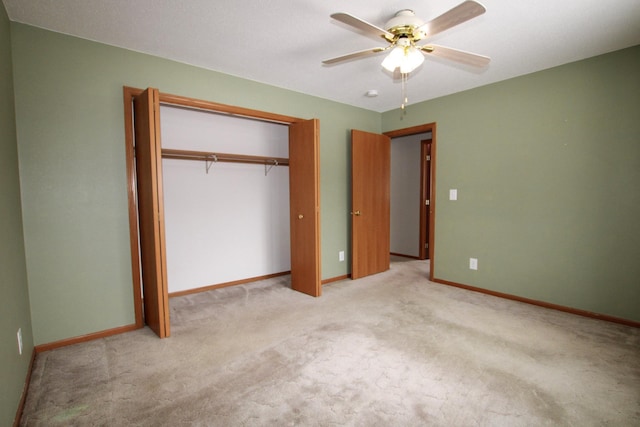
<box><xmin>351</xmin><ymin>129</ymin><xmax>391</xmax><ymax>279</ymax></box>
<box><xmin>289</xmin><ymin>119</ymin><xmax>322</xmax><ymax>296</ymax></box>
<box><xmin>133</xmin><ymin>88</ymin><xmax>170</xmax><ymax>338</ymax></box>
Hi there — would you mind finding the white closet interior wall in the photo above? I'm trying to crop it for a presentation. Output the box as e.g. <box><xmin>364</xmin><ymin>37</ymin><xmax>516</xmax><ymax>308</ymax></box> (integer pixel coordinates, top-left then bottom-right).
<box><xmin>160</xmin><ymin>105</ymin><xmax>290</xmax><ymax>293</ymax></box>
<box><xmin>390</xmin><ymin>132</ymin><xmax>431</xmax><ymax>257</ymax></box>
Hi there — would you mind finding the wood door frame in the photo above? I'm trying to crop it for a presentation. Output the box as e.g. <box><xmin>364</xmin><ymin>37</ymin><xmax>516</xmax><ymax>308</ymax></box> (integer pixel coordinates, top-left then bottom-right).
<box><xmin>419</xmin><ymin>139</ymin><xmax>432</xmax><ymax>260</ymax></box>
<box><xmin>384</xmin><ymin>123</ymin><xmax>436</xmax><ymax>281</ymax></box>
<box><xmin>123</xmin><ymin>86</ymin><xmax>319</xmax><ymax>329</ymax></box>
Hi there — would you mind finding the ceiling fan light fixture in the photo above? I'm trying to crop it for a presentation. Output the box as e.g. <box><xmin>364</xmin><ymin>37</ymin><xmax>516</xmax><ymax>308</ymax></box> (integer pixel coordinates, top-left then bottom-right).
<box><xmin>324</xmin><ymin>1</ymin><xmax>491</xmax><ymax>110</ymax></box>
<box><xmin>381</xmin><ymin>39</ymin><xmax>424</xmax><ymax>73</ymax></box>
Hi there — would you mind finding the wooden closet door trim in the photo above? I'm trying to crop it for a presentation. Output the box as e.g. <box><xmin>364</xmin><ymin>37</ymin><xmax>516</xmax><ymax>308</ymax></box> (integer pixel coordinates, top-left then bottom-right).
<box><xmin>159</xmin><ymin>92</ymin><xmax>302</xmax><ymax>125</ymax></box>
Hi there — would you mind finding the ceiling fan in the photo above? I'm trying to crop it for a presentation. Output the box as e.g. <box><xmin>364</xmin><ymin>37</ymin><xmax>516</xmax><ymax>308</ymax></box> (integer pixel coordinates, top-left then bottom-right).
<box><xmin>323</xmin><ymin>0</ymin><xmax>490</xmax><ymax>74</ymax></box>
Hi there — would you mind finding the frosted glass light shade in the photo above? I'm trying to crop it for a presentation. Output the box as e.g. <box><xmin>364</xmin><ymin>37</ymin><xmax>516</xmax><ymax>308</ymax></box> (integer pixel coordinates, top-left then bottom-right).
<box><xmin>381</xmin><ymin>44</ymin><xmax>424</xmax><ymax>73</ymax></box>
<box><xmin>381</xmin><ymin>46</ymin><xmax>405</xmax><ymax>71</ymax></box>
<box><xmin>400</xmin><ymin>47</ymin><xmax>424</xmax><ymax>73</ymax></box>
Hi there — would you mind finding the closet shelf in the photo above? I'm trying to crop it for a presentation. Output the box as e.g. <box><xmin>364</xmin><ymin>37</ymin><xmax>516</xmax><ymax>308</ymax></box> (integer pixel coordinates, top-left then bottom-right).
<box><xmin>161</xmin><ymin>148</ymin><xmax>289</xmax><ymax>166</ymax></box>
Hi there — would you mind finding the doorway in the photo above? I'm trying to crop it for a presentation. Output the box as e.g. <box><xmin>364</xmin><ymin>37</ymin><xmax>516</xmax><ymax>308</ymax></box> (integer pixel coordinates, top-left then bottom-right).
<box><xmin>389</xmin><ymin>132</ymin><xmax>432</xmax><ymax>260</ymax></box>
<box><xmin>385</xmin><ymin>123</ymin><xmax>436</xmax><ymax>280</ymax></box>
<box><xmin>123</xmin><ymin>87</ymin><xmax>321</xmax><ymax>338</ymax></box>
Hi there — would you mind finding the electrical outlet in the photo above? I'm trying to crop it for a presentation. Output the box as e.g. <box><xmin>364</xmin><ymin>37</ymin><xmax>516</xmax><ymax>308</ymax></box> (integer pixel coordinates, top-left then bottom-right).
<box><xmin>17</xmin><ymin>328</ymin><xmax>23</xmax><ymax>355</ymax></box>
<box><xmin>339</xmin><ymin>251</ymin><xmax>345</xmax><ymax>262</ymax></box>
<box><xmin>469</xmin><ymin>258</ymin><xmax>478</xmax><ymax>270</ymax></box>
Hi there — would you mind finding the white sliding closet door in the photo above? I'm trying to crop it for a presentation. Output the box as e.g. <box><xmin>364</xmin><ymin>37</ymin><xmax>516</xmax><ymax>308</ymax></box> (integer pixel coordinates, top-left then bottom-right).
<box><xmin>160</xmin><ymin>106</ymin><xmax>290</xmax><ymax>293</ymax></box>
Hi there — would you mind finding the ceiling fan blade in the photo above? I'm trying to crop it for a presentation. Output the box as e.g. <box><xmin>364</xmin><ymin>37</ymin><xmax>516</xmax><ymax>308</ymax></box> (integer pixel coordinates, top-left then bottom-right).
<box><xmin>323</xmin><ymin>47</ymin><xmax>388</xmax><ymax>65</ymax></box>
<box><xmin>421</xmin><ymin>44</ymin><xmax>490</xmax><ymax>67</ymax></box>
<box><xmin>331</xmin><ymin>12</ymin><xmax>395</xmax><ymax>40</ymax></box>
<box><xmin>418</xmin><ymin>1</ymin><xmax>486</xmax><ymax>38</ymax></box>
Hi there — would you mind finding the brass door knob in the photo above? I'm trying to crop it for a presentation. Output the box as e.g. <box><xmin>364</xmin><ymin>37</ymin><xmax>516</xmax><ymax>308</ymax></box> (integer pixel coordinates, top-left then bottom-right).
<box><xmin>298</xmin><ymin>214</ymin><xmax>304</xmax><ymax>219</ymax></box>
<box><xmin>351</xmin><ymin>210</ymin><xmax>361</xmax><ymax>216</ymax></box>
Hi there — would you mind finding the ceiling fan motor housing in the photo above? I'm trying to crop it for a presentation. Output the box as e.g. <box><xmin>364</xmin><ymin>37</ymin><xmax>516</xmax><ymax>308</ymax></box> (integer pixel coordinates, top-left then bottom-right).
<box><xmin>384</xmin><ymin>10</ymin><xmax>426</xmax><ymax>42</ymax></box>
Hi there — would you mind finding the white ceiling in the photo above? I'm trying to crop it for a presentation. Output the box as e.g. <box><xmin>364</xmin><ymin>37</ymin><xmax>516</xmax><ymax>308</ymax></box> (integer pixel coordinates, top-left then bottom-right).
<box><xmin>4</xmin><ymin>0</ymin><xmax>640</xmax><ymax>112</ymax></box>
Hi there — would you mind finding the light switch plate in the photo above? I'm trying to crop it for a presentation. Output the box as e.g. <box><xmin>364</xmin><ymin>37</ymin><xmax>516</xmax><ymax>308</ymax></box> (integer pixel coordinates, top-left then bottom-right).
<box><xmin>449</xmin><ymin>189</ymin><xmax>458</xmax><ymax>200</ymax></box>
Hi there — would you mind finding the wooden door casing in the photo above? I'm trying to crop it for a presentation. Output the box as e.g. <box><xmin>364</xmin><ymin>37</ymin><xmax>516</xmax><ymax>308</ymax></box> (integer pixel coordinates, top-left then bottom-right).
<box><xmin>351</xmin><ymin>129</ymin><xmax>391</xmax><ymax>280</ymax></box>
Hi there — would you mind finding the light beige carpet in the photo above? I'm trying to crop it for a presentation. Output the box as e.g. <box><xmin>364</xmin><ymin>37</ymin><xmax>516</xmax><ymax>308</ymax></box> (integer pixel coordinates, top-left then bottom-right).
<box><xmin>21</xmin><ymin>260</ymin><xmax>640</xmax><ymax>426</ymax></box>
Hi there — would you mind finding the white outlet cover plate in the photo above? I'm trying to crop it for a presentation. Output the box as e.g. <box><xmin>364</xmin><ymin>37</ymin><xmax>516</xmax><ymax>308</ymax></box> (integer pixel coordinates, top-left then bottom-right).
<box><xmin>469</xmin><ymin>258</ymin><xmax>478</xmax><ymax>270</ymax></box>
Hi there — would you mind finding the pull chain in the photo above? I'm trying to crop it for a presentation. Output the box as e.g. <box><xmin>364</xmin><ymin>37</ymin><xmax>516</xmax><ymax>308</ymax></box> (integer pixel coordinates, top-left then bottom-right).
<box><xmin>401</xmin><ymin>72</ymin><xmax>408</xmax><ymax>111</ymax></box>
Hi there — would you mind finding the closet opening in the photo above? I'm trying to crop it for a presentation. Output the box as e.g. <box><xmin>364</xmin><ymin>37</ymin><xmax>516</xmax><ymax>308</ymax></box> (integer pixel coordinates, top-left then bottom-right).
<box><xmin>160</xmin><ymin>105</ymin><xmax>291</xmax><ymax>297</ymax></box>
<box><xmin>123</xmin><ymin>87</ymin><xmax>321</xmax><ymax>338</ymax></box>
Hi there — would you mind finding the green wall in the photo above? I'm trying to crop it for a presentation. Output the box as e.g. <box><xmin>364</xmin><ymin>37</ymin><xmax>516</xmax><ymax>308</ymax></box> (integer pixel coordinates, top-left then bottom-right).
<box><xmin>383</xmin><ymin>45</ymin><xmax>640</xmax><ymax>321</ymax></box>
<box><xmin>10</xmin><ymin>23</ymin><xmax>379</xmax><ymax>346</ymax></box>
<box><xmin>7</xmin><ymin>18</ymin><xmax>640</xmax><ymax>355</ymax></box>
<box><xmin>0</xmin><ymin>5</ymin><xmax>33</xmax><ymax>425</ymax></box>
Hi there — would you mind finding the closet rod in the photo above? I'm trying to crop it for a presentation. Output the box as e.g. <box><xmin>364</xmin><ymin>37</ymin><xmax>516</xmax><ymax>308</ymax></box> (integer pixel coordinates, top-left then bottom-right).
<box><xmin>161</xmin><ymin>148</ymin><xmax>289</xmax><ymax>166</ymax></box>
